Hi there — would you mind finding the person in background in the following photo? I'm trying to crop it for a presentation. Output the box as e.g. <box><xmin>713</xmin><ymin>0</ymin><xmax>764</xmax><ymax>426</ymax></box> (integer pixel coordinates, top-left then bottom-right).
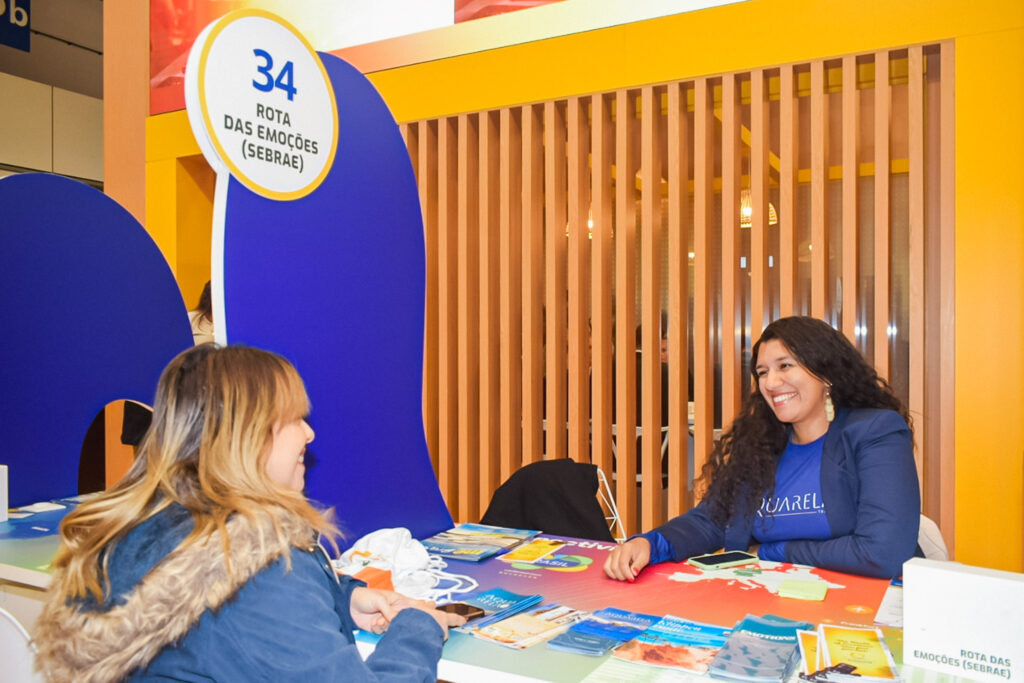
<box><xmin>119</xmin><ymin>280</ymin><xmax>214</xmax><ymax>454</ymax></box>
<box><xmin>604</xmin><ymin>316</ymin><xmax>920</xmax><ymax>580</ymax></box>
<box><xmin>35</xmin><ymin>345</ymin><xmax>461</xmax><ymax>682</ymax></box>
<box><xmin>189</xmin><ymin>280</ymin><xmax>214</xmax><ymax>344</ymax></box>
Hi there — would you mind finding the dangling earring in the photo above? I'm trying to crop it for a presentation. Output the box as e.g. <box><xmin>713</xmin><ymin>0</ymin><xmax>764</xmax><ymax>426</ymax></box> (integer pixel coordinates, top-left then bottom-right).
<box><xmin>824</xmin><ymin>386</ymin><xmax>835</xmax><ymax>423</ymax></box>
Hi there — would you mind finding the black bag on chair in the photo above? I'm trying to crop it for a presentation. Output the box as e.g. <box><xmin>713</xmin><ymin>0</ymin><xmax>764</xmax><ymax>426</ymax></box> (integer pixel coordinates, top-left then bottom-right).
<box><xmin>480</xmin><ymin>459</ymin><xmax>614</xmax><ymax>542</ymax></box>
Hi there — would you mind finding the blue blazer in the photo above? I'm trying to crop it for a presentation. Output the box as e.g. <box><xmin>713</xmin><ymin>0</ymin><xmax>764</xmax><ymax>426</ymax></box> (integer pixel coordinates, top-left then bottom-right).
<box><xmin>654</xmin><ymin>408</ymin><xmax>920</xmax><ymax>578</ymax></box>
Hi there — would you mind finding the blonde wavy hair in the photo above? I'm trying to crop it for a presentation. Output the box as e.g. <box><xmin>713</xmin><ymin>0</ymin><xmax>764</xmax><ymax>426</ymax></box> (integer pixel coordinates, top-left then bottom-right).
<box><xmin>52</xmin><ymin>344</ymin><xmax>338</xmax><ymax>602</ymax></box>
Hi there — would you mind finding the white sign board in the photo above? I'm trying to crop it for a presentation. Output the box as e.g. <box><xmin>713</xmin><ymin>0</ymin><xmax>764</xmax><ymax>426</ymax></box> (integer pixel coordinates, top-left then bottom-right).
<box><xmin>903</xmin><ymin>557</ymin><xmax>1023</xmax><ymax>682</ymax></box>
<box><xmin>184</xmin><ymin>9</ymin><xmax>338</xmax><ymax>200</ymax></box>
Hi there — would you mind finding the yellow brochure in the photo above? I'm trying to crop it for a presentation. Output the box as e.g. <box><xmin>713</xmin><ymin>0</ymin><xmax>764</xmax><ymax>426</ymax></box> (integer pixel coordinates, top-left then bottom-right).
<box><xmin>797</xmin><ymin>629</ymin><xmax>819</xmax><ymax>674</ymax></box>
<box><xmin>818</xmin><ymin>624</ymin><xmax>898</xmax><ymax>679</ymax></box>
<box><xmin>501</xmin><ymin>538</ymin><xmax>566</xmax><ymax>563</ymax></box>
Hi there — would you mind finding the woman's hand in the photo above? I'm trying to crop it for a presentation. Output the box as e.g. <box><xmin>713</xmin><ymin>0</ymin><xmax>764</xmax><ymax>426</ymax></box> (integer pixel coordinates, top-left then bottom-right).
<box><xmin>388</xmin><ymin>595</ymin><xmax>467</xmax><ymax>639</ymax></box>
<box><xmin>349</xmin><ymin>587</ymin><xmax>404</xmax><ymax>634</ymax></box>
<box><xmin>349</xmin><ymin>588</ymin><xmax>465</xmax><ymax>639</ymax></box>
<box><xmin>603</xmin><ymin>537</ymin><xmax>652</xmax><ymax>581</ymax></box>
<box><xmin>411</xmin><ymin>604</ymin><xmax>465</xmax><ymax>641</ymax></box>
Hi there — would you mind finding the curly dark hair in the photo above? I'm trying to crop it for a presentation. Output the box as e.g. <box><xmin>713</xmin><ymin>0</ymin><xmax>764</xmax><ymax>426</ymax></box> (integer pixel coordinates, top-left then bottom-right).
<box><xmin>699</xmin><ymin>316</ymin><xmax>911</xmax><ymax>525</ymax></box>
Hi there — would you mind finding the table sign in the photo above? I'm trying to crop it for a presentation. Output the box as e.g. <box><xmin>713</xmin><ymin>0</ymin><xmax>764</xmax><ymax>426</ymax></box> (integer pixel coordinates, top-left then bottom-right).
<box><xmin>184</xmin><ymin>9</ymin><xmax>339</xmax><ymax>200</ymax></box>
<box><xmin>903</xmin><ymin>557</ymin><xmax>1023</xmax><ymax>682</ymax></box>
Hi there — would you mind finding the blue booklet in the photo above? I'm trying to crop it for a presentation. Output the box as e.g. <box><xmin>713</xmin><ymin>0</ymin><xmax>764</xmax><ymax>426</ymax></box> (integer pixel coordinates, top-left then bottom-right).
<box><xmin>708</xmin><ymin>613</ymin><xmax>813</xmax><ymax>683</ymax></box>
<box><xmin>453</xmin><ymin>587</ymin><xmax>544</xmax><ymax>633</ymax></box>
<box><xmin>547</xmin><ymin>607</ymin><xmax>659</xmax><ymax>656</ymax></box>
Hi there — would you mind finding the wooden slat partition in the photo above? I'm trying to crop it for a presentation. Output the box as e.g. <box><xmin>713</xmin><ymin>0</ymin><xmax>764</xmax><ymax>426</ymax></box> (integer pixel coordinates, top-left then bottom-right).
<box><xmin>407</xmin><ymin>45</ymin><xmax>954</xmax><ymax>544</ymax></box>
<box><xmin>908</xmin><ymin>46</ymin><xmax>926</xmax><ymax>482</ymax></box>
<box><xmin>478</xmin><ymin>111</ymin><xmax>501</xmax><ymax>507</ymax></box>
<box><xmin>721</xmin><ymin>74</ymin><xmax>742</xmax><ymax>425</ymax></box>
<box><xmin>666</xmin><ymin>82</ymin><xmax>691</xmax><ymax>518</ymax></box>
<box><xmin>750</xmin><ymin>69</ymin><xmax>769</xmax><ymax>337</ymax></box>
<box><xmin>436</xmin><ymin>118</ymin><xmax>459</xmax><ymax>509</ymax></box>
<box><xmin>810</xmin><ymin>61</ymin><xmax>829</xmax><ymax>319</ymax></box>
<box><xmin>937</xmin><ymin>42</ymin><xmax>956</xmax><ymax>553</ymax></box>
<box><xmin>456</xmin><ymin>114</ymin><xmax>480</xmax><ymax>522</ymax></box>
<box><xmin>567</xmin><ymin>97</ymin><xmax>591</xmax><ymax>464</ymax></box>
<box><xmin>522</xmin><ymin>105</ymin><xmax>545</xmax><ymax>468</ymax></box>
<box><xmin>873</xmin><ymin>51</ymin><xmax>891</xmax><ymax>378</ymax></box>
<box><xmin>692</xmin><ymin>78</ymin><xmax>715</xmax><ymax>492</ymax></box>
<box><xmin>640</xmin><ymin>85</ymin><xmax>663</xmax><ymax>528</ymax></box>
<box><xmin>615</xmin><ymin>89</ymin><xmax>639</xmax><ymax>534</ymax></box>
<box><xmin>499</xmin><ymin>107</ymin><xmax>523</xmax><ymax>485</ymax></box>
<box><xmin>591</xmin><ymin>93</ymin><xmax>615</xmax><ymax>489</ymax></box>
<box><xmin>544</xmin><ymin>102</ymin><xmax>568</xmax><ymax>464</ymax></box>
<box><xmin>841</xmin><ymin>56</ymin><xmax>859</xmax><ymax>341</ymax></box>
<box><xmin>779</xmin><ymin>65</ymin><xmax>798</xmax><ymax>318</ymax></box>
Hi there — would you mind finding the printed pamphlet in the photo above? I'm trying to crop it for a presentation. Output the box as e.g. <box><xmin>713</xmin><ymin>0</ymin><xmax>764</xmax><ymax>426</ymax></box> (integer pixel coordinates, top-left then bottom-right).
<box><xmin>420</xmin><ymin>523</ymin><xmax>539</xmax><ymax>562</ymax></box>
<box><xmin>816</xmin><ymin>624</ymin><xmax>898</xmax><ymax>681</ymax></box>
<box><xmin>472</xmin><ymin>603</ymin><xmax>589</xmax><ymax>649</ymax></box>
<box><xmin>452</xmin><ymin>587</ymin><xmax>544</xmax><ymax>633</ymax></box>
<box><xmin>612</xmin><ymin>614</ymin><xmax>732</xmax><ymax>674</ymax></box>
<box><xmin>548</xmin><ymin>607</ymin><xmax>660</xmax><ymax>656</ymax></box>
<box><xmin>500</xmin><ymin>537</ymin><xmax>566</xmax><ymax>563</ymax></box>
<box><xmin>707</xmin><ymin>613</ymin><xmax>812</xmax><ymax>682</ymax></box>
<box><xmin>797</xmin><ymin>629</ymin><xmax>820</xmax><ymax>675</ymax></box>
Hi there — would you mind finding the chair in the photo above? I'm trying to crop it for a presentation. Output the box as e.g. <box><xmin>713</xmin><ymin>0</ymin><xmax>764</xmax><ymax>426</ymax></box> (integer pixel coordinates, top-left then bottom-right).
<box><xmin>480</xmin><ymin>459</ymin><xmax>616</xmax><ymax>542</ymax></box>
<box><xmin>918</xmin><ymin>514</ymin><xmax>949</xmax><ymax>560</ymax></box>
<box><xmin>595</xmin><ymin>467</ymin><xmax>626</xmax><ymax>542</ymax></box>
<box><xmin>0</xmin><ymin>606</ymin><xmax>44</xmax><ymax>683</ymax></box>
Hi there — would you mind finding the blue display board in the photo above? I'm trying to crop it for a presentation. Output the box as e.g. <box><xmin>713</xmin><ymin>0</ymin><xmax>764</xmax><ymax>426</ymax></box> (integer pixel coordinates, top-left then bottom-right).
<box><xmin>216</xmin><ymin>52</ymin><xmax>452</xmax><ymax>545</ymax></box>
<box><xmin>0</xmin><ymin>174</ymin><xmax>194</xmax><ymax>507</ymax></box>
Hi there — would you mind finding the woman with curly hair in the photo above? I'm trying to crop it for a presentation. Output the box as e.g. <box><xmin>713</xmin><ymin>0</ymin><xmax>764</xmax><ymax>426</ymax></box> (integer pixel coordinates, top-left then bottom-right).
<box><xmin>605</xmin><ymin>316</ymin><xmax>920</xmax><ymax>580</ymax></box>
<box><xmin>34</xmin><ymin>344</ymin><xmax>462</xmax><ymax>682</ymax></box>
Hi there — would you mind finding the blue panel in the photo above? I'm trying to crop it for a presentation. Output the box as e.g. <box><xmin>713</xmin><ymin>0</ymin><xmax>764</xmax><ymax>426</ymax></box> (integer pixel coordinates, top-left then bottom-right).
<box><xmin>0</xmin><ymin>0</ymin><xmax>30</xmax><ymax>52</ymax></box>
<box><xmin>0</xmin><ymin>174</ymin><xmax>194</xmax><ymax>506</ymax></box>
<box><xmin>219</xmin><ymin>53</ymin><xmax>452</xmax><ymax>546</ymax></box>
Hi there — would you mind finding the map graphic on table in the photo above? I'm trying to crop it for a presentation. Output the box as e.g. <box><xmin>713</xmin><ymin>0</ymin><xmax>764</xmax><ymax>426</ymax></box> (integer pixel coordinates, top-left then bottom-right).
<box><xmin>442</xmin><ymin>535</ymin><xmax>889</xmax><ymax>630</ymax></box>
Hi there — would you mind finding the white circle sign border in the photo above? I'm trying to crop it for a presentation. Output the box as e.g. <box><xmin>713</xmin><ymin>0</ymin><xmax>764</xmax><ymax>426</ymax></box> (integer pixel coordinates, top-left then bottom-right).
<box><xmin>187</xmin><ymin>9</ymin><xmax>338</xmax><ymax>201</ymax></box>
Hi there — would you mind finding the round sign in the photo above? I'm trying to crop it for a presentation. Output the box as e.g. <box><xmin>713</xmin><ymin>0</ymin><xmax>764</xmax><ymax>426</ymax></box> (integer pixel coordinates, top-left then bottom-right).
<box><xmin>184</xmin><ymin>10</ymin><xmax>338</xmax><ymax>200</ymax></box>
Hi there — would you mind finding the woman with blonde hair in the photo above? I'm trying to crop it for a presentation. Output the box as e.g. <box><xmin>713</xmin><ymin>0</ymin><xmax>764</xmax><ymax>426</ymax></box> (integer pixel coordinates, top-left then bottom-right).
<box><xmin>34</xmin><ymin>344</ymin><xmax>461</xmax><ymax>682</ymax></box>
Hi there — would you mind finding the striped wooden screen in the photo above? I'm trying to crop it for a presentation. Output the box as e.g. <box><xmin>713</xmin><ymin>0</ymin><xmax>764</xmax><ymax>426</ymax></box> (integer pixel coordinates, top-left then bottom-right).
<box><xmin>401</xmin><ymin>42</ymin><xmax>954</xmax><ymax>547</ymax></box>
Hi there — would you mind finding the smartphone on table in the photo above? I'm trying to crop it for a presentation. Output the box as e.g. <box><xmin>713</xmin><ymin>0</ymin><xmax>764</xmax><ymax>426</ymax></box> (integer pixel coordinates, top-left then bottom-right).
<box><xmin>686</xmin><ymin>550</ymin><xmax>758</xmax><ymax>570</ymax></box>
<box><xmin>437</xmin><ymin>602</ymin><xmax>486</xmax><ymax>621</ymax></box>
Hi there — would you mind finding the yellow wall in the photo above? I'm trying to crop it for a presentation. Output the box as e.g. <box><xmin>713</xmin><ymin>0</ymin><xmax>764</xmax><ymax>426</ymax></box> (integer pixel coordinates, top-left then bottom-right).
<box><xmin>358</xmin><ymin>0</ymin><xmax>1024</xmax><ymax>571</ymax></box>
<box><xmin>141</xmin><ymin>0</ymin><xmax>1024</xmax><ymax>570</ymax></box>
<box><xmin>952</xmin><ymin>26</ymin><xmax>1024</xmax><ymax>570</ymax></box>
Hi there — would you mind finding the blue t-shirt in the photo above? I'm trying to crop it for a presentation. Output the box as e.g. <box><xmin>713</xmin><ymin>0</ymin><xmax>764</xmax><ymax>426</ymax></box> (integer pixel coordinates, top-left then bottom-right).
<box><xmin>642</xmin><ymin>434</ymin><xmax>831</xmax><ymax>564</ymax></box>
<box><xmin>753</xmin><ymin>434</ymin><xmax>831</xmax><ymax>560</ymax></box>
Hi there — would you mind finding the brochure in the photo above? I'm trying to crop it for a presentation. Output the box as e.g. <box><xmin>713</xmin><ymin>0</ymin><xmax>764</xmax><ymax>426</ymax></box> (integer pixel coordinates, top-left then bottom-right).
<box><xmin>499</xmin><ymin>537</ymin><xmax>566</xmax><ymax>563</ymax></box>
<box><xmin>816</xmin><ymin>624</ymin><xmax>898</xmax><ymax>681</ymax></box>
<box><xmin>612</xmin><ymin>615</ymin><xmax>732</xmax><ymax>674</ymax></box>
<box><xmin>796</xmin><ymin>629</ymin><xmax>820</xmax><ymax>675</ymax></box>
<box><xmin>452</xmin><ymin>587</ymin><xmax>544</xmax><ymax>633</ymax></box>
<box><xmin>420</xmin><ymin>523</ymin><xmax>540</xmax><ymax>562</ymax></box>
<box><xmin>707</xmin><ymin>613</ymin><xmax>812</xmax><ymax>683</ymax></box>
<box><xmin>472</xmin><ymin>603</ymin><xmax>589</xmax><ymax>649</ymax></box>
<box><xmin>547</xmin><ymin>607</ymin><xmax>660</xmax><ymax>656</ymax></box>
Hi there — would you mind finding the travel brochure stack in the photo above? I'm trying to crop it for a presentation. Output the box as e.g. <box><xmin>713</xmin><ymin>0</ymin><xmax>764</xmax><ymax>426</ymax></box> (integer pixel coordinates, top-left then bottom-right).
<box><xmin>547</xmin><ymin>607</ymin><xmax>660</xmax><ymax>656</ymax></box>
<box><xmin>451</xmin><ymin>587</ymin><xmax>544</xmax><ymax>634</ymax></box>
<box><xmin>611</xmin><ymin>615</ymin><xmax>733</xmax><ymax>674</ymax></box>
<box><xmin>446</xmin><ymin>596</ymin><xmax>899</xmax><ymax>683</ymax></box>
<box><xmin>797</xmin><ymin>624</ymin><xmax>899</xmax><ymax>682</ymax></box>
<box><xmin>705</xmin><ymin>614</ymin><xmax>812</xmax><ymax>682</ymax></box>
<box><xmin>424</xmin><ymin>525</ymin><xmax>901</xmax><ymax>682</ymax></box>
<box><xmin>420</xmin><ymin>523</ymin><xmax>540</xmax><ymax>562</ymax></box>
